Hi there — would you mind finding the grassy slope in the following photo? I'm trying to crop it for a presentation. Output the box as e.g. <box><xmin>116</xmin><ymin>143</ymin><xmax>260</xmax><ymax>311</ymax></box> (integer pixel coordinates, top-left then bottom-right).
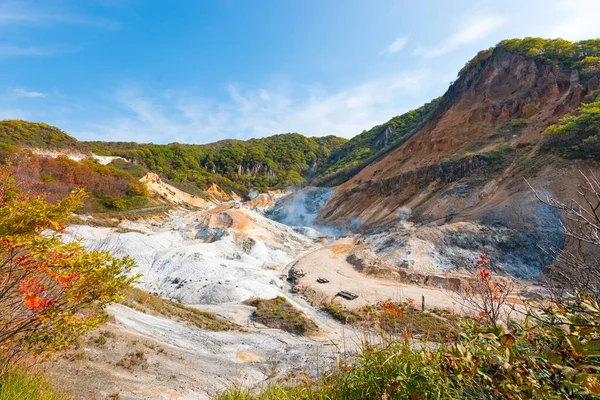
<box><xmin>318</xmin><ymin>98</ymin><xmax>440</xmax><ymax>178</ymax></box>
<box><xmin>0</xmin><ymin>367</ymin><xmax>67</xmax><ymax>400</ymax></box>
<box><xmin>120</xmin><ymin>287</ymin><xmax>241</xmax><ymax>331</ymax></box>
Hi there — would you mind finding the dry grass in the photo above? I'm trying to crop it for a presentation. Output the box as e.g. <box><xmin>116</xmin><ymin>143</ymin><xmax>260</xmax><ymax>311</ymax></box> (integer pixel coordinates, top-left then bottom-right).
<box><xmin>323</xmin><ymin>301</ymin><xmax>465</xmax><ymax>342</ymax></box>
<box><xmin>120</xmin><ymin>287</ymin><xmax>241</xmax><ymax>331</ymax></box>
<box><xmin>245</xmin><ymin>296</ymin><xmax>319</xmax><ymax>335</ymax></box>
<box><xmin>116</xmin><ymin>350</ymin><xmax>149</xmax><ymax>370</ymax></box>
<box><xmin>0</xmin><ymin>366</ymin><xmax>68</xmax><ymax>400</ymax></box>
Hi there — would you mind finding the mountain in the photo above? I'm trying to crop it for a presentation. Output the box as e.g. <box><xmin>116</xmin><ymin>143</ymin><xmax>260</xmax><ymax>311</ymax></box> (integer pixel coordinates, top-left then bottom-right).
<box><xmin>314</xmin><ymin>98</ymin><xmax>441</xmax><ymax>186</ymax></box>
<box><xmin>314</xmin><ymin>37</ymin><xmax>600</xmax><ymax>278</ymax></box>
<box><xmin>0</xmin><ymin>120</ymin><xmax>87</xmax><ymax>151</ymax></box>
<box><xmin>0</xmin><ymin>121</ymin><xmax>347</xmax><ymax>199</ymax></box>
<box><xmin>87</xmin><ymin>133</ymin><xmax>347</xmax><ymax>194</ymax></box>
<box><xmin>5</xmin><ymin>37</ymin><xmax>600</xmax><ymax>399</ymax></box>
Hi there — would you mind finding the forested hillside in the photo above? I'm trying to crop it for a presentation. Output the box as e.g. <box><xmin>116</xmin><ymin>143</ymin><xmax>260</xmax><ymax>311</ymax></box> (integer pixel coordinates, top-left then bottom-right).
<box><xmin>0</xmin><ymin>148</ymin><xmax>149</xmax><ymax>212</ymax></box>
<box><xmin>0</xmin><ymin>120</ymin><xmax>88</xmax><ymax>151</ymax></box>
<box><xmin>319</xmin><ymin>98</ymin><xmax>440</xmax><ymax>177</ymax></box>
<box><xmin>88</xmin><ymin>133</ymin><xmax>346</xmax><ymax>194</ymax></box>
<box><xmin>0</xmin><ymin>120</ymin><xmax>347</xmax><ymax>197</ymax></box>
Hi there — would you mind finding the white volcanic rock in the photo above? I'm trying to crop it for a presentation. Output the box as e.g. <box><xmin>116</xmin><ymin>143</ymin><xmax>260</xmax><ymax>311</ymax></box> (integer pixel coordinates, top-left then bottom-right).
<box><xmin>65</xmin><ymin>203</ymin><xmax>316</xmax><ymax>304</ymax></box>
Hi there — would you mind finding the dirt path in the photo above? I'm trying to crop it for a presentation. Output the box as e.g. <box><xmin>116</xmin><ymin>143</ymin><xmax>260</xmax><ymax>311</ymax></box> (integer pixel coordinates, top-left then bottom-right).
<box><xmin>292</xmin><ymin>237</ymin><xmax>470</xmax><ymax>314</ymax></box>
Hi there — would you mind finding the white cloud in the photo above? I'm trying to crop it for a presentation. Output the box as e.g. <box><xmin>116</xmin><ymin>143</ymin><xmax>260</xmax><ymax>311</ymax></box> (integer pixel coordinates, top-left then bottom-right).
<box><xmin>549</xmin><ymin>0</ymin><xmax>600</xmax><ymax>41</ymax></box>
<box><xmin>80</xmin><ymin>70</ymin><xmax>432</xmax><ymax>143</ymax></box>
<box><xmin>0</xmin><ymin>45</ymin><xmax>51</xmax><ymax>57</ymax></box>
<box><xmin>0</xmin><ymin>1</ymin><xmax>119</xmax><ymax>29</ymax></box>
<box><xmin>13</xmin><ymin>88</ymin><xmax>47</xmax><ymax>98</ymax></box>
<box><xmin>0</xmin><ymin>2</ymin><xmax>114</xmax><ymax>59</ymax></box>
<box><xmin>421</xmin><ymin>16</ymin><xmax>507</xmax><ymax>59</ymax></box>
<box><xmin>0</xmin><ymin>108</ymin><xmax>27</xmax><ymax>120</ymax></box>
<box><xmin>381</xmin><ymin>36</ymin><xmax>409</xmax><ymax>55</ymax></box>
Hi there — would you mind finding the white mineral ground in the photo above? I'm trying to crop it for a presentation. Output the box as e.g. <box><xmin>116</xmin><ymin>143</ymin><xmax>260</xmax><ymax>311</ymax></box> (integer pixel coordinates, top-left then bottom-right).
<box><xmin>48</xmin><ymin>194</ymin><xmax>511</xmax><ymax>399</ymax></box>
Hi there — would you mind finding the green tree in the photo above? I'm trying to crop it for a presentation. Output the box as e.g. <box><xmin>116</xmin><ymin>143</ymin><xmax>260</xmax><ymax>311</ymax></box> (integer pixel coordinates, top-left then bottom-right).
<box><xmin>0</xmin><ymin>168</ymin><xmax>136</xmax><ymax>372</ymax></box>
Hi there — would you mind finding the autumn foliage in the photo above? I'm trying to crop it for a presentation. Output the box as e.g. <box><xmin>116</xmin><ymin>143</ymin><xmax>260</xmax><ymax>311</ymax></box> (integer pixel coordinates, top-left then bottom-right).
<box><xmin>0</xmin><ymin>148</ymin><xmax>148</xmax><ymax>212</ymax></box>
<box><xmin>455</xmin><ymin>255</ymin><xmax>516</xmax><ymax>325</ymax></box>
<box><xmin>0</xmin><ymin>167</ymin><xmax>136</xmax><ymax>373</ymax></box>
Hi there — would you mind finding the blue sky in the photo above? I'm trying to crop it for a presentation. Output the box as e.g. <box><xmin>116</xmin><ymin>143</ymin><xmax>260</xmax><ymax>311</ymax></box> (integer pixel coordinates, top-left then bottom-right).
<box><xmin>1</xmin><ymin>0</ymin><xmax>599</xmax><ymax>144</ymax></box>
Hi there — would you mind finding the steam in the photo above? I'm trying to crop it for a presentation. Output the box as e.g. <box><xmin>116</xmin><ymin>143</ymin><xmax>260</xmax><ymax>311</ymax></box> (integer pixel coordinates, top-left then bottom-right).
<box><xmin>396</xmin><ymin>206</ymin><xmax>412</xmax><ymax>229</ymax></box>
<box><xmin>248</xmin><ymin>189</ymin><xmax>259</xmax><ymax>200</ymax></box>
<box><xmin>268</xmin><ymin>187</ymin><xmax>346</xmax><ymax>237</ymax></box>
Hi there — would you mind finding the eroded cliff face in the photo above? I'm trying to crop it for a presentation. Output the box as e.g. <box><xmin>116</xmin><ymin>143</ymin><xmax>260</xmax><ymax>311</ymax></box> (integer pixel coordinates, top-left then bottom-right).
<box><xmin>319</xmin><ymin>48</ymin><xmax>594</xmax><ymax>227</ymax></box>
<box><xmin>316</xmin><ymin>47</ymin><xmax>600</xmax><ymax>277</ymax></box>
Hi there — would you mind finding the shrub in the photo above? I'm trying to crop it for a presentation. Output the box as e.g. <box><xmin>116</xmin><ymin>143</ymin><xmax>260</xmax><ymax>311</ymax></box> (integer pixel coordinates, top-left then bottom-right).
<box><xmin>0</xmin><ymin>168</ymin><xmax>136</xmax><ymax>373</ymax></box>
<box><xmin>246</xmin><ymin>297</ymin><xmax>319</xmax><ymax>335</ymax></box>
<box><xmin>219</xmin><ymin>298</ymin><xmax>600</xmax><ymax>399</ymax></box>
<box><xmin>453</xmin><ymin>255</ymin><xmax>516</xmax><ymax>325</ymax></box>
<box><xmin>116</xmin><ymin>351</ymin><xmax>148</xmax><ymax>370</ymax></box>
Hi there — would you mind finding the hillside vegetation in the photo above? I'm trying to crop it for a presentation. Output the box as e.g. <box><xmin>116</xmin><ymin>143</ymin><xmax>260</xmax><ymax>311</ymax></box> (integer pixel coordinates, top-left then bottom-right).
<box><xmin>245</xmin><ymin>297</ymin><xmax>319</xmax><ymax>335</ymax></box>
<box><xmin>0</xmin><ymin>148</ymin><xmax>149</xmax><ymax>212</ymax></box>
<box><xmin>542</xmin><ymin>92</ymin><xmax>600</xmax><ymax>159</ymax></box>
<box><xmin>88</xmin><ymin>133</ymin><xmax>347</xmax><ymax>195</ymax></box>
<box><xmin>0</xmin><ymin>120</ymin><xmax>87</xmax><ymax>151</ymax></box>
<box><xmin>319</xmin><ymin>98</ymin><xmax>440</xmax><ymax>178</ymax></box>
<box><xmin>459</xmin><ymin>38</ymin><xmax>600</xmax><ymax>77</ymax></box>
<box><xmin>0</xmin><ymin>119</ymin><xmax>347</xmax><ymax>197</ymax></box>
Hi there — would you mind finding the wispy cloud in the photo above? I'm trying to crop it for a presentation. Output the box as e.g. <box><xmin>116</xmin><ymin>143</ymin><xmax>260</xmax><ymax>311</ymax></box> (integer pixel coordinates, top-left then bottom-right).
<box><xmin>0</xmin><ymin>108</ymin><xmax>27</xmax><ymax>120</ymax></box>
<box><xmin>77</xmin><ymin>70</ymin><xmax>433</xmax><ymax>143</ymax></box>
<box><xmin>0</xmin><ymin>1</ymin><xmax>119</xmax><ymax>29</ymax></box>
<box><xmin>13</xmin><ymin>88</ymin><xmax>46</xmax><ymax>98</ymax></box>
<box><xmin>420</xmin><ymin>16</ymin><xmax>507</xmax><ymax>59</ymax></box>
<box><xmin>0</xmin><ymin>45</ymin><xmax>49</xmax><ymax>57</ymax></box>
<box><xmin>0</xmin><ymin>44</ymin><xmax>70</xmax><ymax>57</ymax></box>
<box><xmin>549</xmin><ymin>0</ymin><xmax>600</xmax><ymax>41</ymax></box>
<box><xmin>0</xmin><ymin>1</ymin><xmax>116</xmax><ymax>59</ymax></box>
<box><xmin>381</xmin><ymin>36</ymin><xmax>409</xmax><ymax>55</ymax></box>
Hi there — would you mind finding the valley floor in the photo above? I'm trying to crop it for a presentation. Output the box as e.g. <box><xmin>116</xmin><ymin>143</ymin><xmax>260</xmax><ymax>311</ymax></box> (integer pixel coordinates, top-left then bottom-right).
<box><xmin>48</xmin><ymin>303</ymin><xmax>354</xmax><ymax>400</ymax></box>
<box><xmin>49</xmin><ymin>195</ymin><xmax>523</xmax><ymax>399</ymax></box>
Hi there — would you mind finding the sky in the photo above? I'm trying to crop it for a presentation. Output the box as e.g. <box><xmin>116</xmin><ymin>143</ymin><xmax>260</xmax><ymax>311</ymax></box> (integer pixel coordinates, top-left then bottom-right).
<box><xmin>0</xmin><ymin>0</ymin><xmax>599</xmax><ymax>144</ymax></box>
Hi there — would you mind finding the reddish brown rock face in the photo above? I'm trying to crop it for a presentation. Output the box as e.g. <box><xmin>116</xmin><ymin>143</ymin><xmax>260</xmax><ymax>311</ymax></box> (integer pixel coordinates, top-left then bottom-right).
<box><xmin>318</xmin><ymin>48</ymin><xmax>597</xmax><ymax>230</ymax></box>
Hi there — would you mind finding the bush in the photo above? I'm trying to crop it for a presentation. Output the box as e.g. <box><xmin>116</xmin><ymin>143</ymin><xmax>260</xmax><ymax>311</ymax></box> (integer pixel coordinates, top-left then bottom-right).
<box><xmin>0</xmin><ymin>168</ymin><xmax>136</xmax><ymax>372</ymax></box>
<box><xmin>246</xmin><ymin>297</ymin><xmax>319</xmax><ymax>335</ymax></box>
<box><xmin>220</xmin><ymin>296</ymin><xmax>600</xmax><ymax>399</ymax></box>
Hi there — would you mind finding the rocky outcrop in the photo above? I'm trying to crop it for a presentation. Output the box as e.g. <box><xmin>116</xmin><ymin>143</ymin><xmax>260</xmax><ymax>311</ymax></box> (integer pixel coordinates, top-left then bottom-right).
<box><xmin>346</xmin><ymin>249</ymin><xmax>468</xmax><ymax>291</ymax></box>
<box><xmin>372</xmin><ymin>124</ymin><xmax>394</xmax><ymax>150</ymax></box>
<box><xmin>140</xmin><ymin>172</ymin><xmax>213</xmax><ymax>209</ymax></box>
<box><xmin>314</xmin><ymin>47</ymin><xmax>599</xmax><ymax>278</ymax></box>
<box><xmin>237</xmin><ymin>162</ymin><xmax>275</xmax><ymax>177</ymax></box>
<box><xmin>349</xmin><ymin>155</ymin><xmax>487</xmax><ymax>198</ymax></box>
<box><xmin>205</xmin><ymin>183</ymin><xmax>238</xmax><ymax>203</ymax></box>
<box><xmin>319</xmin><ymin>47</ymin><xmax>596</xmax><ymax>227</ymax></box>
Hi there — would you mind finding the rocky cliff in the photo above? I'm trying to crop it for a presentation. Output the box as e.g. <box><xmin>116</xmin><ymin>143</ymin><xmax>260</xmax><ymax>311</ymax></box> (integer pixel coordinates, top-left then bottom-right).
<box><xmin>316</xmin><ymin>41</ymin><xmax>600</xmax><ymax>278</ymax></box>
